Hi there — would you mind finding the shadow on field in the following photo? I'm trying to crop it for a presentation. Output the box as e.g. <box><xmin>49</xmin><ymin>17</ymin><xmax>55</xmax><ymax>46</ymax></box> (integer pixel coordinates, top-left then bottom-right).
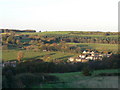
<box><xmin>77</xmin><ymin>44</ymin><xmax>92</xmax><ymax>50</ymax></box>
<box><xmin>56</xmin><ymin>55</ymin><xmax>74</xmax><ymax>60</ymax></box>
<box><xmin>22</xmin><ymin>53</ymin><xmax>56</xmax><ymax>61</ymax></box>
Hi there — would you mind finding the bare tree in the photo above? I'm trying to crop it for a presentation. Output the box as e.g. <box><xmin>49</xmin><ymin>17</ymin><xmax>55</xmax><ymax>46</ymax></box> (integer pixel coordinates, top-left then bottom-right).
<box><xmin>17</xmin><ymin>51</ymin><xmax>24</xmax><ymax>62</ymax></box>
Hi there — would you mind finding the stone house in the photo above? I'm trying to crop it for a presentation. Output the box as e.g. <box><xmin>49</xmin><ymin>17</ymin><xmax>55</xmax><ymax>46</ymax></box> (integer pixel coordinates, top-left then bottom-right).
<box><xmin>68</xmin><ymin>57</ymin><xmax>75</xmax><ymax>62</ymax></box>
<box><xmin>79</xmin><ymin>54</ymin><xmax>86</xmax><ymax>59</ymax></box>
<box><xmin>75</xmin><ymin>57</ymin><xmax>82</xmax><ymax>62</ymax></box>
<box><xmin>86</xmin><ymin>56</ymin><xmax>93</xmax><ymax>60</ymax></box>
<box><xmin>83</xmin><ymin>50</ymin><xmax>90</xmax><ymax>54</ymax></box>
<box><xmin>2</xmin><ymin>61</ymin><xmax>17</xmax><ymax>67</ymax></box>
<box><xmin>68</xmin><ymin>50</ymin><xmax>112</xmax><ymax>63</ymax></box>
<box><xmin>92</xmin><ymin>56</ymin><xmax>102</xmax><ymax>60</ymax></box>
<box><xmin>81</xmin><ymin>59</ymin><xmax>88</xmax><ymax>62</ymax></box>
<box><xmin>90</xmin><ymin>51</ymin><xmax>95</xmax><ymax>54</ymax></box>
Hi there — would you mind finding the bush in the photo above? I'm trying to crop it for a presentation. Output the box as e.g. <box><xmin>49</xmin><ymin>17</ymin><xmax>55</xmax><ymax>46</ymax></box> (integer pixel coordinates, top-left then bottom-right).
<box><xmin>44</xmin><ymin>74</ymin><xmax>59</xmax><ymax>82</ymax></box>
<box><xmin>15</xmin><ymin>73</ymin><xmax>43</xmax><ymax>88</ymax></box>
<box><xmin>82</xmin><ymin>67</ymin><xmax>92</xmax><ymax>76</ymax></box>
<box><xmin>2</xmin><ymin>76</ymin><xmax>9</xmax><ymax>88</ymax></box>
<box><xmin>15</xmin><ymin>73</ymin><xmax>59</xmax><ymax>88</ymax></box>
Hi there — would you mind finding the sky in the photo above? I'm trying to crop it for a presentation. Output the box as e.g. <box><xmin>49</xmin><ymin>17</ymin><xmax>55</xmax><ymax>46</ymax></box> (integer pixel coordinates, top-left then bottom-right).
<box><xmin>0</xmin><ymin>0</ymin><xmax>119</xmax><ymax>32</ymax></box>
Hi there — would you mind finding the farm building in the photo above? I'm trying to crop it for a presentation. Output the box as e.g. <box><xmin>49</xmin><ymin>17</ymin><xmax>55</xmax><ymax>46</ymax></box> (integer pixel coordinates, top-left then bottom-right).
<box><xmin>68</xmin><ymin>57</ymin><xmax>75</xmax><ymax>62</ymax></box>
<box><xmin>75</xmin><ymin>57</ymin><xmax>82</xmax><ymax>62</ymax></box>
<box><xmin>68</xmin><ymin>50</ymin><xmax>112</xmax><ymax>63</ymax></box>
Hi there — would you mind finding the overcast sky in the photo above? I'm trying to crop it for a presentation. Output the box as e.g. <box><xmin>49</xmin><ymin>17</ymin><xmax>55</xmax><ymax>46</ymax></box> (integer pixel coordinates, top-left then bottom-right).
<box><xmin>0</xmin><ymin>0</ymin><xmax>119</xmax><ymax>32</ymax></box>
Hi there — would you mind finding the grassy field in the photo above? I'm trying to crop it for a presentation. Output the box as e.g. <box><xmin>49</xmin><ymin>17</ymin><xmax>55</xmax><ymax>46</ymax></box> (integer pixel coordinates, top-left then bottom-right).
<box><xmin>2</xmin><ymin>43</ymin><xmax>118</xmax><ymax>61</ymax></box>
<box><xmin>2</xmin><ymin>50</ymin><xmax>78</xmax><ymax>61</ymax></box>
<box><xmin>19</xmin><ymin>31</ymin><xmax>118</xmax><ymax>38</ymax></box>
<box><xmin>2</xmin><ymin>31</ymin><xmax>119</xmax><ymax>88</ymax></box>
<box><xmin>33</xmin><ymin>69</ymin><xmax>119</xmax><ymax>88</ymax></box>
<box><xmin>68</xmin><ymin>43</ymin><xmax>118</xmax><ymax>53</ymax></box>
<box><xmin>18</xmin><ymin>31</ymin><xmax>70</xmax><ymax>35</ymax></box>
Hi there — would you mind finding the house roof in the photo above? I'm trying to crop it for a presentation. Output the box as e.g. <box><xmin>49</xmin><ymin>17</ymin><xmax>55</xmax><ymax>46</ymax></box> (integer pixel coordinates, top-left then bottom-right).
<box><xmin>81</xmin><ymin>54</ymin><xmax>86</xmax><ymax>56</ymax></box>
<box><xmin>83</xmin><ymin>50</ymin><xmax>88</xmax><ymax>52</ymax></box>
<box><xmin>75</xmin><ymin>57</ymin><xmax>81</xmax><ymax>59</ymax></box>
<box><xmin>69</xmin><ymin>57</ymin><xmax>75</xmax><ymax>59</ymax></box>
<box><xmin>81</xmin><ymin>58</ymin><xmax>88</xmax><ymax>60</ymax></box>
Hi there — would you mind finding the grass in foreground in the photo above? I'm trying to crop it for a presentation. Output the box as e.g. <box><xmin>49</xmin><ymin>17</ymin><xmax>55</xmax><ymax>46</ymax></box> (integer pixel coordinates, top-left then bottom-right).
<box><xmin>33</xmin><ymin>69</ymin><xmax>119</xmax><ymax>88</ymax></box>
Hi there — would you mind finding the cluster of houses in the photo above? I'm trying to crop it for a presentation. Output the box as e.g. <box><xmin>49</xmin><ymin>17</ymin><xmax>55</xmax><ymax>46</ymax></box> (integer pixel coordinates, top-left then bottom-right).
<box><xmin>1</xmin><ymin>61</ymin><xmax>17</xmax><ymax>67</ymax></box>
<box><xmin>68</xmin><ymin>50</ymin><xmax>112</xmax><ymax>63</ymax></box>
<box><xmin>1</xmin><ymin>59</ymin><xmax>43</xmax><ymax>68</ymax></box>
<box><xmin>1</xmin><ymin>50</ymin><xmax>113</xmax><ymax>67</ymax></box>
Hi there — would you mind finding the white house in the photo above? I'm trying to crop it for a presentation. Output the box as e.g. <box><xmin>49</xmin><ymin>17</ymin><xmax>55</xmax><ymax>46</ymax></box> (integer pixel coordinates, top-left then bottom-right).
<box><xmin>83</xmin><ymin>50</ymin><xmax>86</xmax><ymax>54</ymax></box>
<box><xmin>75</xmin><ymin>57</ymin><xmax>82</xmax><ymax>62</ymax></box>
<box><xmin>68</xmin><ymin>49</ymin><xmax>112</xmax><ymax>63</ymax></box>
<box><xmin>68</xmin><ymin>57</ymin><xmax>75</xmax><ymax>62</ymax></box>
<box><xmin>92</xmin><ymin>56</ymin><xmax>102</xmax><ymax>60</ymax></box>
<box><xmin>107</xmin><ymin>54</ymin><xmax>111</xmax><ymax>57</ymax></box>
<box><xmin>81</xmin><ymin>59</ymin><xmax>88</xmax><ymax>62</ymax></box>
<box><xmin>2</xmin><ymin>61</ymin><xmax>17</xmax><ymax>67</ymax></box>
<box><xmin>86</xmin><ymin>56</ymin><xmax>93</xmax><ymax>60</ymax></box>
<box><xmin>90</xmin><ymin>51</ymin><xmax>95</xmax><ymax>54</ymax></box>
<box><xmin>99</xmin><ymin>54</ymin><xmax>103</xmax><ymax>57</ymax></box>
<box><xmin>79</xmin><ymin>54</ymin><xmax>86</xmax><ymax>58</ymax></box>
<box><xmin>43</xmin><ymin>50</ymin><xmax>47</xmax><ymax>51</ymax></box>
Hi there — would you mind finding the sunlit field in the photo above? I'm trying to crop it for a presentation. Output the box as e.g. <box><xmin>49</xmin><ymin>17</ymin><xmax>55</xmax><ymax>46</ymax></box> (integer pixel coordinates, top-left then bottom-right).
<box><xmin>2</xmin><ymin>31</ymin><xmax>119</xmax><ymax>88</ymax></box>
<box><xmin>19</xmin><ymin>31</ymin><xmax>118</xmax><ymax>38</ymax></box>
<box><xmin>2</xmin><ymin>50</ymin><xmax>78</xmax><ymax>61</ymax></box>
<box><xmin>68</xmin><ymin>43</ymin><xmax>118</xmax><ymax>53</ymax></box>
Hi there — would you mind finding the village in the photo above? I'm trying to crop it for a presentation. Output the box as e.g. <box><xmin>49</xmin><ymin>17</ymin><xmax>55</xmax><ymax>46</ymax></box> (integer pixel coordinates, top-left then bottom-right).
<box><xmin>68</xmin><ymin>50</ymin><xmax>112</xmax><ymax>63</ymax></box>
<box><xmin>1</xmin><ymin>49</ymin><xmax>113</xmax><ymax>68</ymax></box>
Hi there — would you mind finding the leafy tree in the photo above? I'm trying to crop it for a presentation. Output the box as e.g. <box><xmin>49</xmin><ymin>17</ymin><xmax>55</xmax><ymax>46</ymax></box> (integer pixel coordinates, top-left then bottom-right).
<box><xmin>16</xmin><ymin>40</ymin><xmax>21</xmax><ymax>45</ymax></box>
<box><xmin>17</xmin><ymin>51</ymin><xmax>24</xmax><ymax>62</ymax></box>
<box><xmin>82</xmin><ymin>67</ymin><xmax>92</xmax><ymax>76</ymax></box>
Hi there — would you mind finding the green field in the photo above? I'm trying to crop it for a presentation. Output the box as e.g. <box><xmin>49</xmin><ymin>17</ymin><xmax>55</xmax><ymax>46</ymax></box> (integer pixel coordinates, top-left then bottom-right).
<box><xmin>18</xmin><ymin>31</ymin><xmax>70</xmax><ymax>35</ymax></box>
<box><xmin>33</xmin><ymin>69</ymin><xmax>119</xmax><ymax>88</ymax></box>
<box><xmin>2</xmin><ymin>43</ymin><xmax>118</xmax><ymax>61</ymax></box>
<box><xmin>20</xmin><ymin>31</ymin><xmax>118</xmax><ymax>38</ymax></box>
<box><xmin>2</xmin><ymin>50</ymin><xmax>78</xmax><ymax>61</ymax></box>
<box><xmin>2</xmin><ymin>31</ymin><xmax>119</xmax><ymax>88</ymax></box>
<box><xmin>68</xmin><ymin>43</ymin><xmax>118</xmax><ymax>53</ymax></box>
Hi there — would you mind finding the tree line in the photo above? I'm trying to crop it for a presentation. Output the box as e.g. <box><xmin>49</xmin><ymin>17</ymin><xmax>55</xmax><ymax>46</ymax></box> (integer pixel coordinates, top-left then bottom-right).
<box><xmin>2</xmin><ymin>54</ymin><xmax>120</xmax><ymax>88</ymax></box>
<box><xmin>1</xmin><ymin>29</ymin><xmax>36</xmax><ymax>33</ymax></box>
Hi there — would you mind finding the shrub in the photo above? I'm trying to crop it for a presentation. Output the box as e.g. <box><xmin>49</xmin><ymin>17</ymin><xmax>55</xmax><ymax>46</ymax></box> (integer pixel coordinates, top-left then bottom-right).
<box><xmin>15</xmin><ymin>73</ymin><xmax>43</xmax><ymax>88</ymax></box>
<box><xmin>44</xmin><ymin>74</ymin><xmax>59</xmax><ymax>82</ymax></box>
<box><xmin>15</xmin><ymin>73</ymin><xmax>59</xmax><ymax>88</ymax></box>
<box><xmin>82</xmin><ymin>67</ymin><xmax>92</xmax><ymax>76</ymax></box>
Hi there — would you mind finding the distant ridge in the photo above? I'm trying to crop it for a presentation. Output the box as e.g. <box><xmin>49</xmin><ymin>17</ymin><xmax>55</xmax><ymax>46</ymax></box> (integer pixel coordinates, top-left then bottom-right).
<box><xmin>0</xmin><ymin>29</ymin><xmax>36</xmax><ymax>33</ymax></box>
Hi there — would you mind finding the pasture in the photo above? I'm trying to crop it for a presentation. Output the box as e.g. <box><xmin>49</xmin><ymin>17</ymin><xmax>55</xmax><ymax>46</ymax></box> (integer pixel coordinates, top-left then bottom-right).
<box><xmin>20</xmin><ymin>31</ymin><xmax>118</xmax><ymax>38</ymax></box>
<box><xmin>68</xmin><ymin>43</ymin><xmax>118</xmax><ymax>53</ymax></box>
<box><xmin>2</xmin><ymin>50</ymin><xmax>78</xmax><ymax>61</ymax></box>
<box><xmin>2</xmin><ymin>43</ymin><xmax>118</xmax><ymax>61</ymax></box>
<box><xmin>33</xmin><ymin>69</ymin><xmax>119</xmax><ymax>88</ymax></box>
